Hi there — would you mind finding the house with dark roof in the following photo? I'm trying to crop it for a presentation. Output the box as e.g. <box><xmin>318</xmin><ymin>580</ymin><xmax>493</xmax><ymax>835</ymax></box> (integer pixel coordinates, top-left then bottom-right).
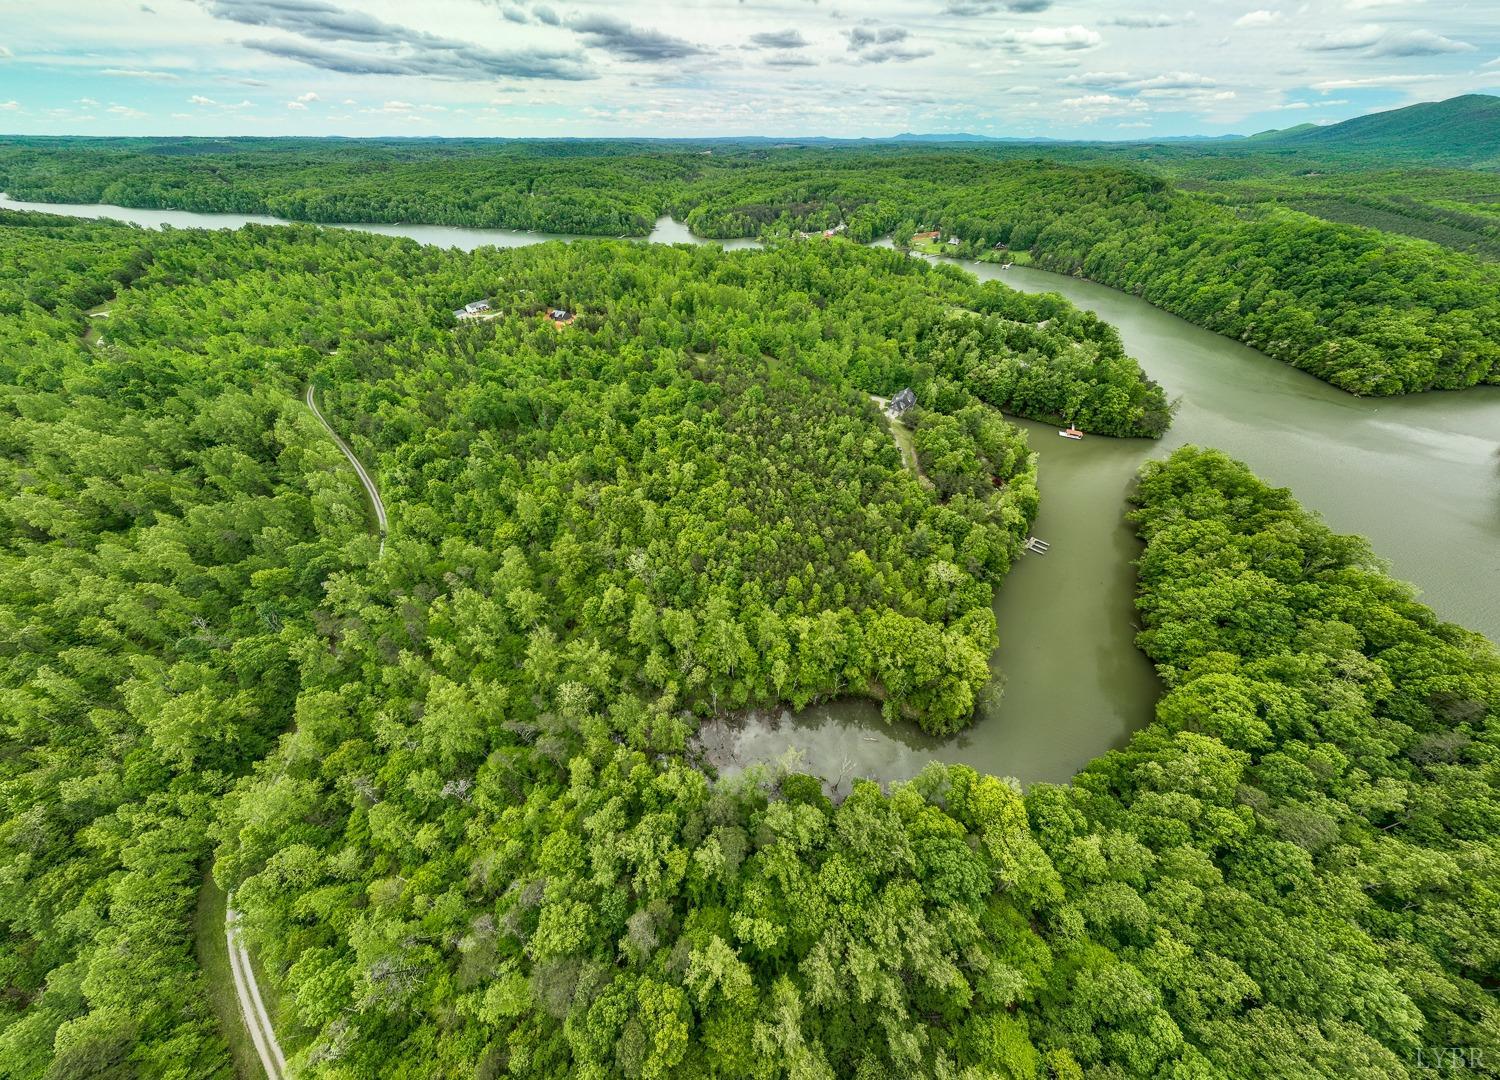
<box><xmin>886</xmin><ymin>388</ymin><xmax>917</xmax><ymax>420</ymax></box>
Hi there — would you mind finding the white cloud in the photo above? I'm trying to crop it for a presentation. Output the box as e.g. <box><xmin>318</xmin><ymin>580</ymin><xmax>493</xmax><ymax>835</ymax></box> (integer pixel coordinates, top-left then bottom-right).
<box><xmin>1061</xmin><ymin>71</ymin><xmax>1219</xmax><ymax>93</ymax></box>
<box><xmin>1304</xmin><ymin>25</ymin><xmax>1384</xmax><ymax>51</ymax></box>
<box><xmin>101</xmin><ymin>67</ymin><xmax>179</xmax><ymax>80</ymax></box>
<box><xmin>1372</xmin><ymin>30</ymin><xmax>1474</xmax><ymax>56</ymax></box>
<box><xmin>1133</xmin><ymin>72</ymin><xmax>1219</xmax><ymax>90</ymax></box>
<box><xmin>993</xmin><ymin>25</ymin><xmax>1102</xmax><ymax>50</ymax></box>
<box><xmin>78</xmin><ymin>97</ymin><xmax>100</xmax><ymax>107</ymax></box>
<box><xmin>1102</xmin><ymin>13</ymin><xmax>1185</xmax><ymax>28</ymax></box>
<box><xmin>287</xmin><ymin>100</ymin><xmax>307</xmax><ymax>109</ymax></box>
<box><xmin>1064</xmin><ymin>93</ymin><xmax>1129</xmax><ymax>107</ymax></box>
<box><xmin>1306</xmin><ymin>24</ymin><xmax>1472</xmax><ymax>56</ymax></box>
<box><xmin>0</xmin><ymin>100</ymin><xmax>20</xmax><ymax>111</ymax></box>
<box><xmin>0</xmin><ymin>45</ymin><xmax>12</xmax><ymax>59</ymax></box>
<box><xmin>1061</xmin><ymin>93</ymin><xmax>1148</xmax><ymax>117</ymax></box>
<box><xmin>296</xmin><ymin>91</ymin><xmax>319</xmax><ymax>102</ymax></box>
<box><xmin>1234</xmin><ymin>10</ymin><xmax>1283</xmax><ymax>28</ymax></box>
<box><xmin>106</xmin><ymin>104</ymin><xmax>147</xmax><ymax>118</ymax></box>
<box><xmin>189</xmin><ymin>94</ymin><xmax>216</xmax><ymax>106</ymax></box>
<box><xmin>1310</xmin><ymin>74</ymin><xmax>1442</xmax><ymax>90</ymax></box>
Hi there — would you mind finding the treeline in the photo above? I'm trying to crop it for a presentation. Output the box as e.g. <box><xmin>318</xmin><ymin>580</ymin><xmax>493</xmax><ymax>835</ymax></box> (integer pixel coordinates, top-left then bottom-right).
<box><xmin>0</xmin><ymin>138</ymin><xmax>691</xmax><ymax>235</ymax></box>
<box><xmin>672</xmin><ymin>156</ymin><xmax>1500</xmax><ymax>396</ymax></box>
<box><xmin>1174</xmin><ymin>166</ymin><xmax>1500</xmax><ymax>261</ymax></box>
<box><xmin>4</xmin><ymin>139</ymin><xmax>1498</xmax><ymax>395</ymax></box>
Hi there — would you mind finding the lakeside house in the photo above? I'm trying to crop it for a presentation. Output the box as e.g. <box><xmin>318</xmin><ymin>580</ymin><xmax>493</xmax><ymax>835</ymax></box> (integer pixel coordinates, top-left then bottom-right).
<box><xmin>886</xmin><ymin>387</ymin><xmax>917</xmax><ymax>420</ymax></box>
<box><xmin>947</xmin><ymin>236</ymin><xmax>962</xmax><ymax>246</ymax></box>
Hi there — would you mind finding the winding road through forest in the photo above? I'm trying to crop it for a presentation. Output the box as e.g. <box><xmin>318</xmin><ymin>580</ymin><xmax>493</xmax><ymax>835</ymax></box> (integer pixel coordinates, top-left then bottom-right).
<box><xmin>221</xmin><ymin>384</ymin><xmax>389</xmax><ymax>1078</ymax></box>
<box><xmin>303</xmin><ymin>383</ymin><xmax>388</xmax><ymax>554</ymax></box>
<box><xmin>225</xmin><ymin>894</ymin><xmax>287</xmax><ymax>1080</ymax></box>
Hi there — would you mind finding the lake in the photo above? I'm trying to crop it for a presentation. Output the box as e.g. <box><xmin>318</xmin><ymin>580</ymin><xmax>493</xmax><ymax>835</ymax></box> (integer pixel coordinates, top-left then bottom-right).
<box><xmin>0</xmin><ymin>193</ymin><xmax>759</xmax><ymax>251</ymax></box>
<box><xmin>5</xmin><ymin>193</ymin><xmax>1496</xmax><ymax>786</ymax></box>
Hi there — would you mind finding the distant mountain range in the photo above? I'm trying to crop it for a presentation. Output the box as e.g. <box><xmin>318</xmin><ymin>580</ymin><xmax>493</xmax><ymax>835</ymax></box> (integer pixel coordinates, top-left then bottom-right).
<box><xmin>883</xmin><ymin>131</ymin><xmax>1243</xmax><ymax>144</ymax></box>
<box><xmin>6</xmin><ymin>94</ymin><xmax>1494</xmax><ymax>165</ymax></box>
<box><xmin>830</xmin><ymin>94</ymin><xmax>1500</xmax><ymax>163</ymax></box>
<box><xmin>1246</xmin><ymin>94</ymin><xmax>1500</xmax><ymax>168</ymax></box>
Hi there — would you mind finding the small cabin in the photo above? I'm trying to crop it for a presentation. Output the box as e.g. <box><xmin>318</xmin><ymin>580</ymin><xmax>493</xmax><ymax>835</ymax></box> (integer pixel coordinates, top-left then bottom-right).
<box><xmin>886</xmin><ymin>388</ymin><xmax>917</xmax><ymax>420</ymax></box>
<box><xmin>548</xmin><ymin>308</ymin><xmax>572</xmax><ymax>322</ymax></box>
<box><xmin>947</xmin><ymin>236</ymin><xmax>961</xmax><ymax>246</ymax></box>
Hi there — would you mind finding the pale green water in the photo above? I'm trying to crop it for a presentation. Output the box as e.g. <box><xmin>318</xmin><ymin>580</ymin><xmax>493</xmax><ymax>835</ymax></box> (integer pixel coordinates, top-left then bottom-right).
<box><xmin>0</xmin><ymin>194</ymin><xmax>758</xmax><ymax>251</ymax></box>
<box><xmin>6</xmin><ymin>194</ymin><xmax>1497</xmax><ymax>785</ymax></box>
<box><xmin>705</xmin><ymin>254</ymin><xmax>1500</xmax><ymax>788</ymax></box>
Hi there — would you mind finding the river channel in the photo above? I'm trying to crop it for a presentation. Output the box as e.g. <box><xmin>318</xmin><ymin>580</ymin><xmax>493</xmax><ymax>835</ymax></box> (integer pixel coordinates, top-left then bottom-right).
<box><xmin>5</xmin><ymin>193</ymin><xmax>1496</xmax><ymax>785</ymax></box>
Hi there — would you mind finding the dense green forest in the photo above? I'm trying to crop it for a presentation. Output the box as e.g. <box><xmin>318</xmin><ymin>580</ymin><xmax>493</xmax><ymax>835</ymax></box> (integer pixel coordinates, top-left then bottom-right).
<box><xmin>213</xmin><ymin>446</ymin><xmax>1499</xmax><ymax>1079</ymax></box>
<box><xmin>4</xmin><ymin>133</ymin><xmax>1499</xmax><ymax>396</ymax></box>
<box><xmin>669</xmin><ymin>159</ymin><xmax>1500</xmax><ymax>396</ymax></box>
<box><xmin>0</xmin><ymin>139</ymin><xmax>688</xmax><ymax>236</ymax></box>
<box><xmin>0</xmin><ymin>210</ymin><xmax>1163</xmax><ymax>1076</ymax></box>
<box><xmin>0</xmin><ymin>208</ymin><xmax>1496</xmax><ymax>1078</ymax></box>
<box><xmin>0</xmin><ymin>213</ymin><xmax>372</xmax><ymax>1077</ymax></box>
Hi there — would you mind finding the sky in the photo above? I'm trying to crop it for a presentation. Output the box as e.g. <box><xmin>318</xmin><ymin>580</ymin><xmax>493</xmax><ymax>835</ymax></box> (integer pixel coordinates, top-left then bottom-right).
<box><xmin>1</xmin><ymin>0</ymin><xmax>1497</xmax><ymax>139</ymax></box>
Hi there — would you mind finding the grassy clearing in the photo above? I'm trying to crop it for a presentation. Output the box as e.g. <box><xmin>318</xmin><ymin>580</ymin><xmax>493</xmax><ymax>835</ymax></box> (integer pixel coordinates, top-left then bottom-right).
<box><xmin>887</xmin><ymin>418</ymin><xmax>934</xmax><ymax>490</ymax></box>
<box><xmin>869</xmin><ymin>395</ymin><xmax>934</xmax><ymax>490</ymax></box>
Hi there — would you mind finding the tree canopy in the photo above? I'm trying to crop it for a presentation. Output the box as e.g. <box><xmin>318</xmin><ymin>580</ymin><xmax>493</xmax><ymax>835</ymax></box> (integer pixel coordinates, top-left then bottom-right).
<box><xmin>0</xmin><ymin>209</ymin><xmax>1494</xmax><ymax>1080</ymax></box>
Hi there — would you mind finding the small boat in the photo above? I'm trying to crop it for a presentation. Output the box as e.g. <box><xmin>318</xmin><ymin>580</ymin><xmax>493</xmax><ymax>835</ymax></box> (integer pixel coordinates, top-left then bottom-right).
<box><xmin>1059</xmin><ymin>425</ymin><xmax>1084</xmax><ymax>440</ymax></box>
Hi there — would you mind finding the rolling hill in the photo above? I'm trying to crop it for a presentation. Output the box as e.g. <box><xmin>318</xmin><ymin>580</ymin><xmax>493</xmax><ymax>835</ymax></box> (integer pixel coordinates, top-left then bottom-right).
<box><xmin>1255</xmin><ymin>93</ymin><xmax>1500</xmax><ymax>168</ymax></box>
